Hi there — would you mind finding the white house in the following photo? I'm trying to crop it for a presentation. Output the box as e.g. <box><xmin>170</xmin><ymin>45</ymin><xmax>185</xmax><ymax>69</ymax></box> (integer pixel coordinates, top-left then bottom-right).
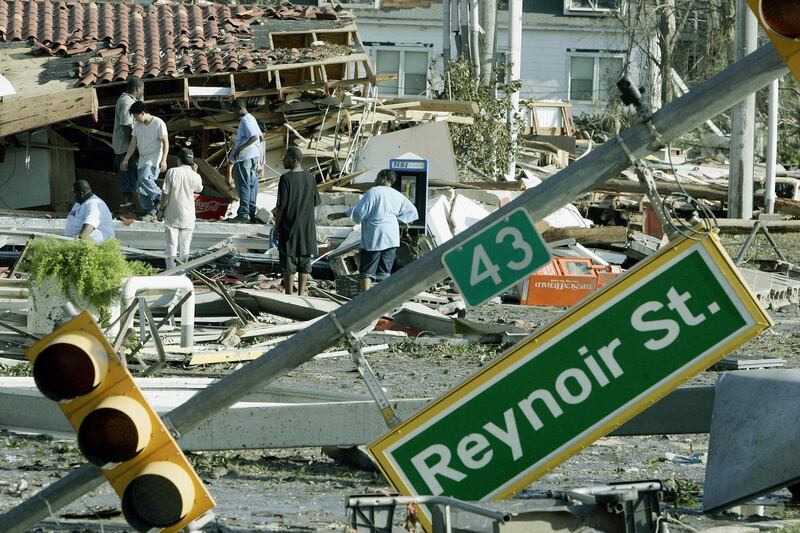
<box><xmin>328</xmin><ymin>0</ymin><xmax>653</xmax><ymax>117</ymax></box>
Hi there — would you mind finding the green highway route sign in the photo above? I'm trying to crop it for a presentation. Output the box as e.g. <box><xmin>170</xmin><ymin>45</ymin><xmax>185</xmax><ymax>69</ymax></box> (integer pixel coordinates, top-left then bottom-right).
<box><xmin>441</xmin><ymin>208</ymin><xmax>550</xmax><ymax>307</ymax></box>
<box><xmin>370</xmin><ymin>233</ymin><xmax>772</xmax><ymax>528</ymax></box>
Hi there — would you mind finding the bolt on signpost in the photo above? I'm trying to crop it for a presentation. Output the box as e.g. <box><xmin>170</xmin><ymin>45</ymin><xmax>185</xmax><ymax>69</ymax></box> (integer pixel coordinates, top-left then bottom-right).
<box><xmin>370</xmin><ymin>232</ymin><xmax>772</xmax><ymax>530</ymax></box>
<box><xmin>442</xmin><ymin>208</ymin><xmax>551</xmax><ymax>307</ymax></box>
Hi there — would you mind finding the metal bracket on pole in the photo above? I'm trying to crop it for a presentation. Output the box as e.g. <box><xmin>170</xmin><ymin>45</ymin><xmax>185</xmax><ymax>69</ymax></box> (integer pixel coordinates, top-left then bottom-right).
<box><xmin>330</xmin><ymin>312</ymin><xmax>401</xmax><ymax>428</ymax></box>
<box><xmin>734</xmin><ymin>214</ymin><xmax>788</xmax><ymax>266</ymax></box>
<box><xmin>634</xmin><ymin>164</ymin><xmax>680</xmax><ymax>240</ymax></box>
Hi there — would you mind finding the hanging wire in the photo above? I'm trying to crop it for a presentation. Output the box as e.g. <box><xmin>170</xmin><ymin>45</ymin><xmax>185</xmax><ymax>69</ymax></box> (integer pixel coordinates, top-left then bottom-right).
<box><xmin>654</xmin><ymin>143</ymin><xmax>718</xmax><ymax>241</ymax></box>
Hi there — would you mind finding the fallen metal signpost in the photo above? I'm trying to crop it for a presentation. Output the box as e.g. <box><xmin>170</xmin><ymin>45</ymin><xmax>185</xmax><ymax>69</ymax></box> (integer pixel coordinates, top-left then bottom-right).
<box><xmin>0</xmin><ymin>43</ymin><xmax>788</xmax><ymax>532</ymax></box>
<box><xmin>369</xmin><ymin>233</ymin><xmax>772</xmax><ymax>528</ymax></box>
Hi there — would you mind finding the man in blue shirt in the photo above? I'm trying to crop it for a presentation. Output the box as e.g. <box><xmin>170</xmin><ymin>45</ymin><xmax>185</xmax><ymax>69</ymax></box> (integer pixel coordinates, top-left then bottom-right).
<box><xmin>329</xmin><ymin>169</ymin><xmax>418</xmax><ymax>292</ymax></box>
<box><xmin>227</xmin><ymin>99</ymin><xmax>262</xmax><ymax>223</ymax></box>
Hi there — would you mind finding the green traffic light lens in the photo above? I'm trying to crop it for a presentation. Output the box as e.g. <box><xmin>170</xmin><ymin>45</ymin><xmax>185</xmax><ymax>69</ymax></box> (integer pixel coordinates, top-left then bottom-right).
<box><xmin>122</xmin><ymin>474</ymin><xmax>185</xmax><ymax>530</ymax></box>
<box><xmin>761</xmin><ymin>0</ymin><xmax>800</xmax><ymax>39</ymax></box>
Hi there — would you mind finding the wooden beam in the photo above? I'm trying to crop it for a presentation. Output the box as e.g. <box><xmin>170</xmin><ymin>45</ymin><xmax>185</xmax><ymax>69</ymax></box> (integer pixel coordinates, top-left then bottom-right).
<box><xmin>195</xmin><ymin>158</ymin><xmax>238</xmax><ymax>200</ymax></box>
<box><xmin>381</xmin><ymin>97</ymin><xmax>479</xmax><ymax>115</ymax></box>
<box><xmin>318</xmin><ymin>169</ymin><xmax>369</xmax><ymax>192</ymax></box>
<box><xmin>715</xmin><ymin>219</ymin><xmax>800</xmax><ymax>234</ymax></box>
<box><xmin>542</xmin><ymin>226</ymin><xmax>628</xmax><ymax>246</ymax></box>
<box><xmin>595</xmin><ymin>178</ymin><xmax>800</xmax><ymax>218</ymax></box>
<box><xmin>0</xmin><ymin>88</ymin><xmax>98</xmax><ymax>137</ymax></box>
<box><xmin>595</xmin><ymin>178</ymin><xmax>728</xmax><ymax>201</ymax></box>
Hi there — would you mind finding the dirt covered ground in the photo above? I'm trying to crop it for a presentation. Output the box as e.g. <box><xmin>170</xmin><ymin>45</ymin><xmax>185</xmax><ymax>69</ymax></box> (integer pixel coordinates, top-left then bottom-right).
<box><xmin>2</xmin><ymin>233</ymin><xmax>800</xmax><ymax>532</ymax></box>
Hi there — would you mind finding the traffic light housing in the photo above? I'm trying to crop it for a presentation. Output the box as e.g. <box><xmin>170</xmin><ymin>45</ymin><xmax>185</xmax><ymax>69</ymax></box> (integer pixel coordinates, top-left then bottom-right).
<box><xmin>747</xmin><ymin>0</ymin><xmax>800</xmax><ymax>78</ymax></box>
<box><xmin>26</xmin><ymin>311</ymin><xmax>214</xmax><ymax>532</ymax></box>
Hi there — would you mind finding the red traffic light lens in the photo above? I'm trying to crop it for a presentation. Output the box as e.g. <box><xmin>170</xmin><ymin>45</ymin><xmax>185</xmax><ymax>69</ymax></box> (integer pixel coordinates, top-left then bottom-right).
<box><xmin>761</xmin><ymin>0</ymin><xmax>800</xmax><ymax>39</ymax></box>
<box><xmin>33</xmin><ymin>342</ymin><xmax>100</xmax><ymax>401</ymax></box>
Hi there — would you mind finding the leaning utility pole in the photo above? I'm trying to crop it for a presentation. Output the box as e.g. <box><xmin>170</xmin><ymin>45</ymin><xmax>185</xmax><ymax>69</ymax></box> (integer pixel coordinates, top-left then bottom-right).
<box><xmin>0</xmin><ymin>43</ymin><xmax>788</xmax><ymax>533</ymax></box>
<box><xmin>728</xmin><ymin>0</ymin><xmax>758</xmax><ymax>219</ymax></box>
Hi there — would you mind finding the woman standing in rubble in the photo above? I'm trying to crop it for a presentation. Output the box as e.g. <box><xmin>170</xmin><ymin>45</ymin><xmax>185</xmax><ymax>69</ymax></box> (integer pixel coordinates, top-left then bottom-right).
<box><xmin>328</xmin><ymin>169</ymin><xmax>417</xmax><ymax>292</ymax></box>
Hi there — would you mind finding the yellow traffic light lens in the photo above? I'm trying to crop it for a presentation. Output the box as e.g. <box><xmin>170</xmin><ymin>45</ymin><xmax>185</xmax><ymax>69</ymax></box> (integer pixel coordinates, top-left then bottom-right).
<box><xmin>761</xmin><ymin>0</ymin><xmax>800</xmax><ymax>39</ymax></box>
<box><xmin>122</xmin><ymin>461</ymin><xmax>195</xmax><ymax>531</ymax></box>
<box><xmin>78</xmin><ymin>396</ymin><xmax>153</xmax><ymax>466</ymax></box>
<box><xmin>32</xmin><ymin>331</ymin><xmax>109</xmax><ymax>401</ymax></box>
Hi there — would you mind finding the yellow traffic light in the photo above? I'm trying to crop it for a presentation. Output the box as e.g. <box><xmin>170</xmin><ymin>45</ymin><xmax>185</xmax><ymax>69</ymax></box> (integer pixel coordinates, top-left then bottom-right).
<box><xmin>747</xmin><ymin>0</ymin><xmax>800</xmax><ymax>77</ymax></box>
<box><xmin>26</xmin><ymin>311</ymin><xmax>214</xmax><ymax>532</ymax></box>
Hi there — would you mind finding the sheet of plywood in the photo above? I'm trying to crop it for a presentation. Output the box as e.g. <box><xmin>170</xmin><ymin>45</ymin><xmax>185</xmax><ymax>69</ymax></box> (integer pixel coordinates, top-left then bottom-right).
<box><xmin>0</xmin><ymin>88</ymin><xmax>97</xmax><ymax>137</ymax></box>
<box><xmin>353</xmin><ymin>121</ymin><xmax>459</xmax><ymax>184</ymax></box>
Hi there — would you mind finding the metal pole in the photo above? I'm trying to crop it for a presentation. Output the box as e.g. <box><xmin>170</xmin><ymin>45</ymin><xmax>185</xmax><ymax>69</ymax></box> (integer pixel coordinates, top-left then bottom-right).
<box><xmin>0</xmin><ymin>43</ymin><xmax>788</xmax><ymax>533</ymax></box>
<box><xmin>442</xmin><ymin>0</ymin><xmax>451</xmax><ymax>63</ymax></box>
<box><xmin>459</xmin><ymin>0</ymin><xmax>470</xmax><ymax>58</ymax></box>
<box><xmin>728</xmin><ymin>0</ymin><xmax>758</xmax><ymax>219</ymax></box>
<box><xmin>470</xmin><ymin>0</ymin><xmax>480</xmax><ymax>79</ymax></box>
<box><xmin>505</xmin><ymin>0</ymin><xmax>523</xmax><ymax>180</ymax></box>
<box><xmin>479</xmin><ymin>0</ymin><xmax>496</xmax><ymax>86</ymax></box>
<box><xmin>765</xmin><ymin>78</ymin><xmax>780</xmax><ymax>215</ymax></box>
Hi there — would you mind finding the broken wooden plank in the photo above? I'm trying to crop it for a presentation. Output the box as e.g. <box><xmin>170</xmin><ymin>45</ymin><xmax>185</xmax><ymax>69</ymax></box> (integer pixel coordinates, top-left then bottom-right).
<box><xmin>542</xmin><ymin>226</ymin><xmax>628</xmax><ymax>246</ymax></box>
<box><xmin>596</xmin><ymin>178</ymin><xmax>800</xmax><ymax>217</ymax></box>
<box><xmin>715</xmin><ymin>219</ymin><xmax>800</xmax><ymax>234</ymax></box>
<box><xmin>0</xmin><ymin>88</ymin><xmax>98</xmax><ymax>137</ymax></box>
<box><xmin>195</xmin><ymin>157</ymin><xmax>238</xmax><ymax>200</ymax></box>
<box><xmin>318</xmin><ymin>169</ymin><xmax>369</xmax><ymax>192</ymax></box>
<box><xmin>382</xmin><ymin>98</ymin><xmax>479</xmax><ymax>115</ymax></box>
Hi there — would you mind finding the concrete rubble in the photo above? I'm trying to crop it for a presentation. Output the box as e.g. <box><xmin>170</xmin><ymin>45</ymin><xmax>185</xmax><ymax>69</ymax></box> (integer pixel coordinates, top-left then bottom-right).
<box><xmin>2</xmin><ymin>4</ymin><xmax>800</xmax><ymax>531</ymax></box>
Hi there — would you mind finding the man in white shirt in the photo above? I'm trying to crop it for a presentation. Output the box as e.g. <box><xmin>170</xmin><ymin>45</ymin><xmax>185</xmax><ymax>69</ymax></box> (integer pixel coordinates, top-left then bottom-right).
<box><xmin>120</xmin><ymin>101</ymin><xmax>169</xmax><ymax>220</ymax></box>
<box><xmin>157</xmin><ymin>148</ymin><xmax>203</xmax><ymax>269</ymax></box>
<box><xmin>111</xmin><ymin>77</ymin><xmax>143</xmax><ymax>209</ymax></box>
<box><xmin>64</xmin><ymin>180</ymin><xmax>115</xmax><ymax>243</ymax></box>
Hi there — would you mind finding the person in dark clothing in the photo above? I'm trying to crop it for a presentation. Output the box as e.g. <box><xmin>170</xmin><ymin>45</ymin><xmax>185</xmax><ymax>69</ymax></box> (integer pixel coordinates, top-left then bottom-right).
<box><xmin>273</xmin><ymin>147</ymin><xmax>320</xmax><ymax>296</ymax></box>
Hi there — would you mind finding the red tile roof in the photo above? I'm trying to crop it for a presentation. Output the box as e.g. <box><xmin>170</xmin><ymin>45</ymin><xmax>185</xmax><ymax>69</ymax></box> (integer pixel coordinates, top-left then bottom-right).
<box><xmin>0</xmin><ymin>0</ymin><xmax>340</xmax><ymax>86</ymax></box>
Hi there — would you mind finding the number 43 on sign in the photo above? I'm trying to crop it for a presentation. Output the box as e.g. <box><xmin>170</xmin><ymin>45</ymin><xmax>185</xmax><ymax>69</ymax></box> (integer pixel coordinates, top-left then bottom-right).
<box><xmin>442</xmin><ymin>208</ymin><xmax>551</xmax><ymax>307</ymax></box>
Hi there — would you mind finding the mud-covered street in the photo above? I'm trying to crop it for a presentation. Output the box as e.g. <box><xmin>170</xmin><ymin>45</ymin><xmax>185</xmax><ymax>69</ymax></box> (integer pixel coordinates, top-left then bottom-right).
<box><xmin>3</xmin><ymin>232</ymin><xmax>800</xmax><ymax>532</ymax></box>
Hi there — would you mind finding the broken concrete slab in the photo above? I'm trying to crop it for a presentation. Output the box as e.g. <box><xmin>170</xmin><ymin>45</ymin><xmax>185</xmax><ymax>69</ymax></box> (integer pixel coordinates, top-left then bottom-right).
<box><xmin>426</xmin><ymin>194</ymin><xmax>454</xmax><ymax>246</ymax></box>
<box><xmin>390</xmin><ymin>302</ymin><xmax>454</xmax><ymax>336</ymax></box>
<box><xmin>450</xmin><ymin>193</ymin><xmax>492</xmax><ymax>235</ymax></box>
<box><xmin>703</xmin><ymin>370</ymin><xmax>800</xmax><ymax>513</ymax></box>
<box><xmin>234</xmin><ymin>289</ymin><xmax>340</xmax><ymax>321</ymax></box>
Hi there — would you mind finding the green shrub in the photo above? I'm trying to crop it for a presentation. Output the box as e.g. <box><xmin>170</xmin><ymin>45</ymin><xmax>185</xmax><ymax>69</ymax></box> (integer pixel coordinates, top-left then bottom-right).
<box><xmin>23</xmin><ymin>238</ymin><xmax>155</xmax><ymax>311</ymax></box>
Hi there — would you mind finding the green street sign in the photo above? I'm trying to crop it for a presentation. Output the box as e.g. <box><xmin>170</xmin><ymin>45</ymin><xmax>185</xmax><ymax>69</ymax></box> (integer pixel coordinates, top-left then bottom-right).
<box><xmin>441</xmin><ymin>208</ymin><xmax>550</xmax><ymax>307</ymax></box>
<box><xmin>371</xmin><ymin>234</ymin><xmax>772</xmax><ymax>529</ymax></box>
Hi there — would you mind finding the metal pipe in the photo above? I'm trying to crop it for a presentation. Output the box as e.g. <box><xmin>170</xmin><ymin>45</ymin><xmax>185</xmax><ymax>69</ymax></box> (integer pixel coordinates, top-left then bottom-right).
<box><xmin>765</xmin><ymin>78</ymin><xmax>780</xmax><ymax>215</ymax></box>
<box><xmin>470</xmin><ymin>0</ymin><xmax>480</xmax><ymax>79</ymax></box>
<box><xmin>120</xmin><ymin>276</ymin><xmax>195</xmax><ymax>348</ymax></box>
<box><xmin>346</xmin><ymin>495</ymin><xmax>510</xmax><ymax>523</ymax></box>
<box><xmin>505</xmin><ymin>0</ymin><xmax>523</xmax><ymax>180</ymax></box>
<box><xmin>442</xmin><ymin>0</ymin><xmax>451</xmax><ymax>62</ymax></box>
<box><xmin>0</xmin><ymin>43</ymin><xmax>787</xmax><ymax>533</ymax></box>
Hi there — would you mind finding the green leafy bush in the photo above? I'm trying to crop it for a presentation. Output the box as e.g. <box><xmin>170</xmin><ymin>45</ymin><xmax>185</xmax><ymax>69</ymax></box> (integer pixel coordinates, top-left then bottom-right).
<box><xmin>434</xmin><ymin>58</ymin><xmax>523</xmax><ymax>180</ymax></box>
<box><xmin>23</xmin><ymin>239</ymin><xmax>155</xmax><ymax>310</ymax></box>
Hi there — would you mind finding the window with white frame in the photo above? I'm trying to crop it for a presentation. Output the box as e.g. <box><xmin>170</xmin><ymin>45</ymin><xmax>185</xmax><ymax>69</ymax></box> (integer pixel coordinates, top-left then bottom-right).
<box><xmin>373</xmin><ymin>48</ymin><xmax>430</xmax><ymax>97</ymax></box>
<box><xmin>568</xmin><ymin>53</ymin><xmax>625</xmax><ymax>103</ymax></box>
<box><xmin>318</xmin><ymin>0</ymin><xmax>380</xmax><ymax>9</ymax></box>
<box><xmin>564</xmin><ymin>0</ymin><xmax>623</xmax><ymax>14</ymax></box>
